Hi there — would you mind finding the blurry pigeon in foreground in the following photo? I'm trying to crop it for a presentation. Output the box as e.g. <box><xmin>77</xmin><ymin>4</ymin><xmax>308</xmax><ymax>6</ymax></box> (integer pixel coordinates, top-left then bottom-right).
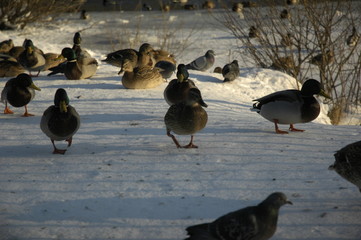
<box><xmin>185</xmin><ymin>192</ymin><xmax>292</xmax><ymax>240</ymax></box>
<box><xmin>329</xmin><ymin>140</ymin><xmax>361</xmax><ymax>192</ymax></box>
<box><xmin>186</xmin><ymin>50</ymin><xmax>215</xmax><ymax>72</ymax></box>
<box><xmin>222</xmin><ymin>60</ymin><xmax>240</xmax><ymax>82</ymax></box>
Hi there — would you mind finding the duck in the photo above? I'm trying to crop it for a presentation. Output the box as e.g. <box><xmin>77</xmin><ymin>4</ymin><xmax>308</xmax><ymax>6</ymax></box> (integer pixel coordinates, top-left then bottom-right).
<box><xmin>59</xmin><ymin>47</ymin><xmax>98</xmax><ymax>80</ymax></box>
<box><xmin>346</xmin><ymin>27</ymin><xmax>359</xmax><ymax>47</ymax></box>
<box><xmin>18</xmin><ymin>39</ymin><xmax>46</xmax><ymax>76</ymax></box>
<box><xmin>0</xmin><ymin>39</ymin><xmax>14</xmax><ymax>54</ymax></box>
<box><xmin>185</xmin><ymin>50</ymin><xmax>215</xmax><ymax>72</ymax></box>
<box><xmin>121</xmin><ymin>59</ymin><xmax>164</xmax><ymax>89</ymax></box>
<box><xmin>251</xmin><ymin>79</ymin><xmax>330</xmax><ymax>134</ymax></box>
<box><xmin>102</xmin><ymin>43</ymin><xmax>154</xmax><ymax>74</ymax></box>
<box><xmin>222</xmin><ymin>60</ymin><xmax>240</xmax><ymax>82</ymax></box>
<box><xmin>47</xmin><ymin>32</ymin><xmax>91</xmax><ymax>76</ymax></box>
<box><xmin>40</xmin><ymin>88</ymin><xmax>80</xmax><ymax>154</ymax></box>
<box><xmin>164</xmin><ymin>88</ymin><xmax>208</xmax><ymax>148</ymax></box>
<box><xmin>329</xmin><ymin>140</ymin><xmax>361</xmax><ymax>192</ymax></box>
<box><xmin>0</xmin><ymin>58</ymin><xmax>26</xmax><ymax>77</ymax></box>
<box><xmin>1</xmin><ymin>73</ymin><xmax>41</xmax><ymax>116</ymax></box>
<box><xmin>164</xmin><ymin>64</ymin><xmax>197</xmax><ymax>105</ymax></box>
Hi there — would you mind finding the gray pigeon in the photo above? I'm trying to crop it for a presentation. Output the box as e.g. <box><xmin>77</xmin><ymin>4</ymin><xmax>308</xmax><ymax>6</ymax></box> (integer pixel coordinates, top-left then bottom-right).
<box><xmin>329</xmin><ymin>140</ymin><xmax>361</xmax><ymax>192</ymax></box>
<box><xmin>185</xmin><ymin>192</ymin><xmax>292</xmax><ymax>240</ymax></box>
<box><xmin>186</xmin><ymin>50</ymin><xmax>215</xmax><ymax>72</ymax></box>
<box><xmin>222</xmin><ymin>60</ymin><xmax>240</xmax><ymax>82</ymax></box>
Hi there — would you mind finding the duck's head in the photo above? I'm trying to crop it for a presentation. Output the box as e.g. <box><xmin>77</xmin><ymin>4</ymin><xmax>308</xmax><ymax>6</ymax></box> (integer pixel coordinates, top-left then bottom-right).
<box><xmin>16</xmin><ymin>73</ymin><xmax>41</xmax><ymax>91</ymax></box>
<box><xmin>73</xmin><ymin>32</ymin><xmax>82</xmax><ymax>45</ymax></box>
<box><xmin>176</xmin><ymin>64</ymin><xmax>188</xmax><ymax>82</ymax></box>
<box><xmin>139</xmin><ymin>43</ymin><xmax>154</xmax><ymax>55</ymax></box>
<box><xmin>60</xmin><ymin>48</ymin><xmax>77</xmax><ymax>61</ymax></box>
<box><xmin>301</xmin><ymin>79</ymin><xmax>331</xmax><ymax>99</ymax></box>
<box><xmin>23</xmin><ymin>39</ymin><xmax>35</xmax><ymax>54</ymax></box>
<box><xmin>187</xmin><ymin>88</ymin><xmax>208</xmax><ymax>108</ymax></box>
<box><xmin>54</xmin><ymin>88</ymin><xmax>69</xmax><ymax>113</ymax></box>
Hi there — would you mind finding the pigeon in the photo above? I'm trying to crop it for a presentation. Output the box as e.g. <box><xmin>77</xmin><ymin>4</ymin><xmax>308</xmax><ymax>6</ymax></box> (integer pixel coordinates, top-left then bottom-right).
<box><xmin>186</xmin><ymin>50</ymin><xmax>215</xmax><ymax>72</ymax></box>
<box><xmin>222</xmin><ymin>60</ymin><xmax>240</xmax><ymax>82</ymax></box>
<box><xmin>185</xmin><ymin>192</ymin><xmax>292</xmax><ymax>240</ymax></box>
<box><xmin>329</xmin><ymin>140</ymin><xmax>361</xmax><ymax>192</ymax></box>
<box><xmin>251</xmin><ymin>79</ymin><xmax>330</xmax><ymax>134</ymax></box>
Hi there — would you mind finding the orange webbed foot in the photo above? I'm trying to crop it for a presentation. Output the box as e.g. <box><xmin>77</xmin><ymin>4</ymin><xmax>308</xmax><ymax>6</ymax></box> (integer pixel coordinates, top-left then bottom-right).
<box><xmin>4</xmin><ymin>107</ymin><xmax>14</xmax><ymax>114</ymax></box>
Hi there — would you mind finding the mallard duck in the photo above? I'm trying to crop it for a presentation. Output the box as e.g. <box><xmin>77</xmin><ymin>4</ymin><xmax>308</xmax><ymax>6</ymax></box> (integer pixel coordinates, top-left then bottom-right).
<box><xmin>18</xmin><ymin>39</ymin><xmax>46</xmax><ymax>76</ymax></box>
<box><xmin>185</xmin><ymin>50</ymin><xmax>215</xmax><ymax>72</ymax></box>
<box><xmin>72</xmin><ymin>32</ymin><xmax>92</xmax><ymax>60</ymax></box>
<box><xmin>42</xmin><ymin>52</ymin><xmax>66</xmax><ymax>71</ymax></box>
<box><xmin>1</xmin><ymin>73</ymin><xmax>41</xmax><ymax>116</ymax></box>
<box><xmin>121</xmin><ymin>60</ymin><xmax>164</xmax><ymax>89</ymax></box>
<box><xmin>222</xmin><ymin>60</ymin><xmax>240</xmax><ymax>82</ymax></box>
<box><xmin>251</xmin><ymin>79</ymin><xmax>330</xmax><ymax>134</ymax></box>
<box><xmin>102</xmin><ymin>43</ymin><xmax>154</xmax><ymax>74</ymax></box>
<box><xmin>59</xmin><ymin>47</ymin><xmax>98</xmax><ymax>80</ymax></box>
<box><xmin>164</xmin><ymin>88</ymin><xmax>208</xmax><ymax>148</ymax></box>
<box><xmin>47</xmin><ymin>32</ymin><xmax>91</xmax><ymax>76</ymax></box>
<box><xmin>0</xmin><ymin>58</ymin><xmax>26</xmax><ymax>77</ymax></box>
<box><xmin>40</xmin><ymin>88</ymin><xmax>80</xmax><ymax>154</ymax></box>
<box><xmin>329</xmin><ymin>141</ymin><xmax>361</xmax><ymax>192</ymax></box>
<box><xmin>164</xmin><ymin>64</ymin><xmax>197</xmax><ymax>105</ymax></box>
<box><xmin>9</xmin><ymin>46</ymin><xmax>25</xmax><ymax>59</ymax></box>
<box><xmin>310</xmin><ymin>50</ymin><xmax>334</xmax><ymax>66</ymax></box>
<box><xmin>346</xmin><ymin>27</ymin><xmax>359</xmax><ymax>47</ymax></box>
<box><xmin>0</xmin><ymin>39</ymin><xmax>14</xmax><ymax>54</ymax></box>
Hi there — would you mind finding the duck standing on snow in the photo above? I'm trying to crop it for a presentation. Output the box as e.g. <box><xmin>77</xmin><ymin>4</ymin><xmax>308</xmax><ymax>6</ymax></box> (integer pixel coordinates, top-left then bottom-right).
<box><xmin>222</xmin><ymin>60</ymin><xmax>240</xmax><ymax>82</ymax></box>
<box><xmin>185</xmin><ymin>192</ymin><xmax>292</xmax><ymax>240</ymax></box>
<box><xmin>1</xmin><ymin>73</ymin><xmax>41</xmax><ymax>116</ymax></box>
<box><xmin>251</xmin><ymin>79</ymin><xmax>330</xmax><ymax>134</ymax></box>
<box><xmin>185</xmin><ymin>50</ymin><xmax>215</xmax><ymax>72</ymax></box>
<box><xmin>164</xmin><ymin>88</ymin><xmax>208</xmax><ymax>148</ymax></box>
<box><xmin>58</xmin><ymin>47</ymin><xmax>98</xmax><ymax>80</ymax></box>
<box><xmin>163</xmin><ymin>64</ymin><xmax>197</xmax><ymax>105</ymax></box>
<box><xmin>40</xmin><ymin>88</ymin><xmax>80</xmax><ymax>154</ymax></box>
<box><xmin>329</xmin><ymin>140</ymin><xmax>361</xmax><ymax>193</ymax></box>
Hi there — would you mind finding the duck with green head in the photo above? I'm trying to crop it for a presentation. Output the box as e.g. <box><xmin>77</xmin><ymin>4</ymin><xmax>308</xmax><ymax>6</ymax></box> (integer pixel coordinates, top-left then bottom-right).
<box><xmin>40</xmin><ymin>88</ymin><xmax>80</xmax><ymax>154</ymax></box>
<box><xmin>1</xmin><ymin>73</ymin><xmax>41</xmax><ymax>116</ymax></box>
<box><xmin>252</xmin><ymin>79</ymin><xmax>330</xmax><ymax>134</ymax></box>
<box><xmin>59</xmin><ymin>47</ymin><xmax>98</xmax><ymax>80</ymax></box>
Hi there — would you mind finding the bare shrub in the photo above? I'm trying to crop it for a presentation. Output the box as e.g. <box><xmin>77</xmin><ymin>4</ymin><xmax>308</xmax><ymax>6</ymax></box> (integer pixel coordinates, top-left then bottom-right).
<box><xmin>218</xmin><ymin>0</ymin><xmax>361</xmax><ymax>124</ymax></box>
<box><xmin>0</xmin><ymin>0</ymin><xmax>85</xmax><ymax>29</ymax></box>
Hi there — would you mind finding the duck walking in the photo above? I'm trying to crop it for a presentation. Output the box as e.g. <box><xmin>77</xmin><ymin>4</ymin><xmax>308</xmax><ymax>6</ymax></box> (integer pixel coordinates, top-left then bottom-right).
<box><xmin>185</xmin><ymin>192</ymin><xmax>292</xmax><ymax>240</ymax></box>
<box><xmin>251</xmin><ymin>79</ymin><xmax>330</xmax><ymax>134</ymax></box>
<box><xmin>40</xmin><ymin>88</ymin><xmax>80</xmax><ymax>154</ymax></box>
<box><xmin>1</xmin><ymin>73</ymin><xmax>41</xmax><ymax>116</ymax></box>
<box><xmin>164</xmin><ymin>88</ymin><xmax>208</xmax><ymax>148</ymax></box>
<box><xmin>164</xmin><ymin>64</ymin><xmax>197</xmax><ymax>105</ymax></box>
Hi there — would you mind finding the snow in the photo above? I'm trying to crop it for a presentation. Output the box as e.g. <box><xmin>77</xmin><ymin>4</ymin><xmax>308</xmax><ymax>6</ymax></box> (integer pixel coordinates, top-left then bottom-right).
<box><xmin>0</xmin><ymin>9</ymin><xmax>360</xmax><ymax>240</ymax></box>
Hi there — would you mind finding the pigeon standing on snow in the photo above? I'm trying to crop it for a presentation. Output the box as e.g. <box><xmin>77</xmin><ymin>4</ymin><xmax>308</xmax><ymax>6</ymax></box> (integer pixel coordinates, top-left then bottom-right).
<box><xmin>329</xmin><ymin>140</ymin><xmax>361</xmax><ymax>192</ymax></box>
<box><xmin>222</xmin><ymin>60</ymin><xmax>240</xmax><ymax>82</ymax></box>
<box><xmin>185</xmin><ymin>50</ymin><xmax>215</xmax><ymax>72</ymax></box>
<box><xmin>185</xmin><ymin>192</ymin><xmax>292</xmax><ymax>240</ymax></box>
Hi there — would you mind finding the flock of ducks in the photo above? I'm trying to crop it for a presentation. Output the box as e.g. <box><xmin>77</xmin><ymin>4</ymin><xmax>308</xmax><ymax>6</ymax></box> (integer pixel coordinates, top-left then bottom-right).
<box><xmin>1</xmin><ymin>30</ymin><xmax>360</xmax><ymax>232</ymax></box>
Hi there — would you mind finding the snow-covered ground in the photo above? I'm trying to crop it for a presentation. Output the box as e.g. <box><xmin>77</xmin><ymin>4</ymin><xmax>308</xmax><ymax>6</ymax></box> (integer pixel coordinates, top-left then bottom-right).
<box><xmin>0</xmin><ymin>8</ymin><xmax>360</xmax><ymax>240</ymax></box>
